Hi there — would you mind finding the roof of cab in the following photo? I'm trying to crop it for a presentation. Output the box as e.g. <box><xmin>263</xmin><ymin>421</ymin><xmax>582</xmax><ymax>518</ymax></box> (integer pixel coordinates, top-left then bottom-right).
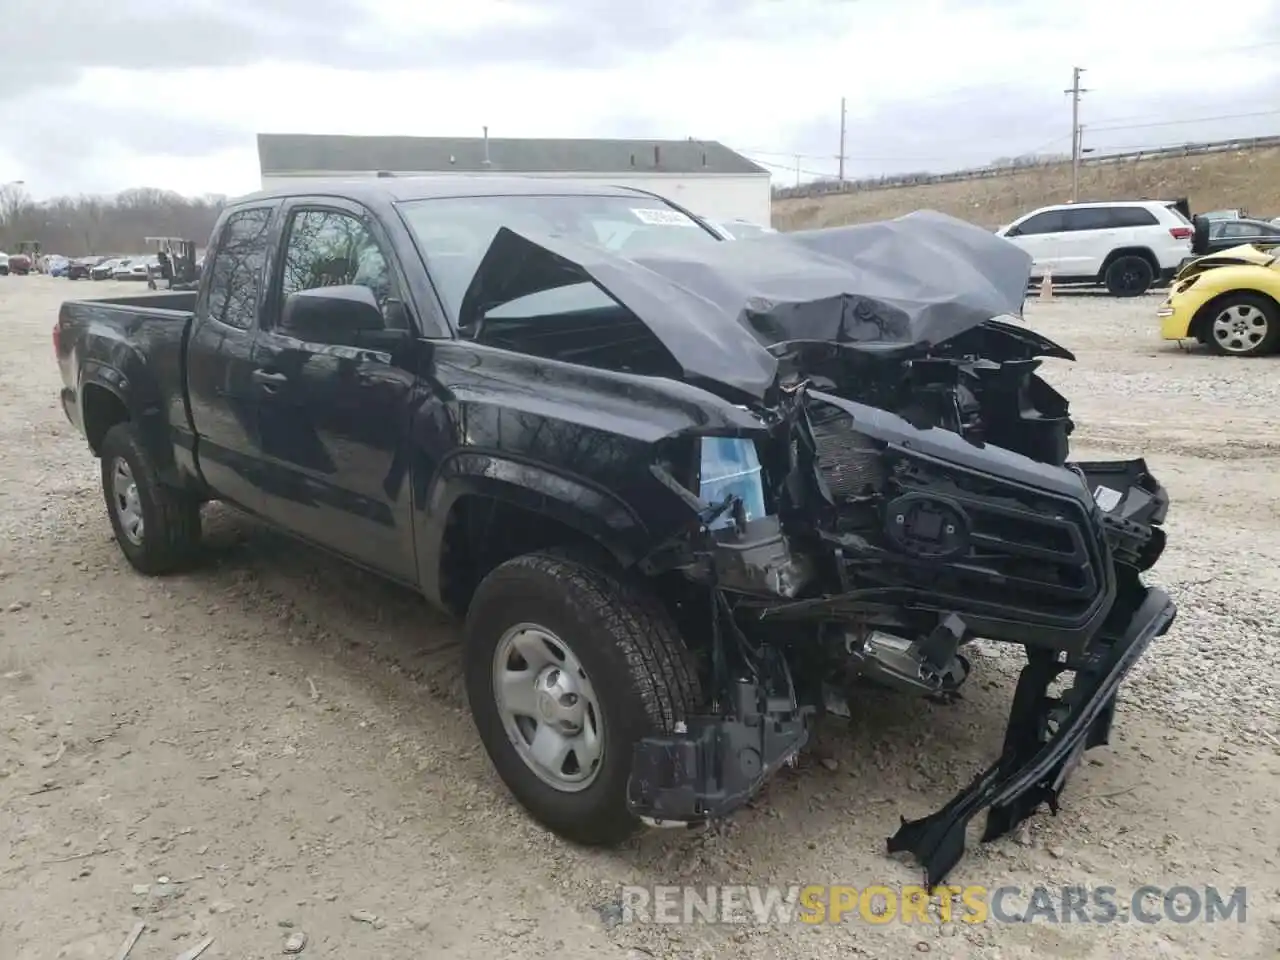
<box><xmin>229</xmin><ymin>175</ymin><xmax>665</xmax><ymax>206</ymax></box>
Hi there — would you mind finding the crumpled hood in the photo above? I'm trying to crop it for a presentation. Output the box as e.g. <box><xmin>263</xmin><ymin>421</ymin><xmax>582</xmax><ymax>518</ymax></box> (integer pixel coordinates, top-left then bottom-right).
<box><xmin>457</xmin><ymin>209</ymin><xmax>1034</xmax><ymax>401</ymax></box>
<box><xmin>1176</xmin><ymin>243</ymin><xmax>1280</xmax><ymax>281</ymax></box>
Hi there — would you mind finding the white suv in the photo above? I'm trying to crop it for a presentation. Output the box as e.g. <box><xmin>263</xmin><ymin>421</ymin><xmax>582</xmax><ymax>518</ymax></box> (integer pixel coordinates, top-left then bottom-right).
<box><xmin>995</xmin><ymin>201</ymin><xmax>1194</xmax><ymax>296</ymax></box>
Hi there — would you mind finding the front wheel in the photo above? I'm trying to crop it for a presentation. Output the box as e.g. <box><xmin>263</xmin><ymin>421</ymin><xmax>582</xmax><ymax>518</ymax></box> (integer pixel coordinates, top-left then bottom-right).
<box><xmin>1204</xmin><ymin>293</ymin><xmax>1280</xmax><ymax>357</ymax></box>
<box><xmin>100</xmin><ymin>423</ymin><xmax>202</xmax><ymax>575</ymax></box>
<box><xmin>464</xmin><ymin>552</ymin><xmax>701</xmax><ymax>846</ymax></box>
<box><xmin>1104</xmin><ymin>256</ymin><xmax>1154</xmax><ymax>297</ymax></box>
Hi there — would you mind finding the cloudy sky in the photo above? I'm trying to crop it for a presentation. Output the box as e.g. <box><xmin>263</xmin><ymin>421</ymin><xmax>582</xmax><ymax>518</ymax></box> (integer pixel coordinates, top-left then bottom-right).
<box><xmin>2</xmin><ymin>0</ymin><xmax>1278</xmax><ymax>200</ymax></box>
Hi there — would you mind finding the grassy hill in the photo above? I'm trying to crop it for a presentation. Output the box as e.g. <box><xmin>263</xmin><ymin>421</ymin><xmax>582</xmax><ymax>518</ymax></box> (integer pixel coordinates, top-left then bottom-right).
<box><xmin>772</xmin><ymin>146</ymin><xmax>1280</xmax><ymax>230</ymax></box>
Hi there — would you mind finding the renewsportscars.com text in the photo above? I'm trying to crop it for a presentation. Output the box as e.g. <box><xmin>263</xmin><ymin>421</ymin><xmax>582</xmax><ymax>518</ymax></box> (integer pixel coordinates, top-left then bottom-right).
<box><xmin>619</xmin><ymin>884</ymin><xmax>1248</xmax><ymax>925</ymax></box>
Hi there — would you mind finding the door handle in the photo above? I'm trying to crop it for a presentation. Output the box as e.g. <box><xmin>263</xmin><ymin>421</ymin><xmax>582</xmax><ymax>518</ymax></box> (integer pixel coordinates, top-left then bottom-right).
<box><xmin>252</xmin><ymin>368</ymin><xmax>289</xmax><ymax>391</ymax></box>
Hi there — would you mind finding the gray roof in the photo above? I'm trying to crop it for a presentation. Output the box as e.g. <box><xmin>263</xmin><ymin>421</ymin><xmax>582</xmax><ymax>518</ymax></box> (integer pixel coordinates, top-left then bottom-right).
<box><xmin>257</xmin><ymin>134</ymin><xmax>768</xmax><ymax>177</ymax></box>
<box><xmin>232</xmin><ymin>175</ymin><xmax>708</xmax><ymax>206</ymax></box>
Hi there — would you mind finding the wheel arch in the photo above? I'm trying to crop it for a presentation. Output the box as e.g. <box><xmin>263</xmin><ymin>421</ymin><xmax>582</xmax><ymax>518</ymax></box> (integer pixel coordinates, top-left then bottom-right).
<box><xmin>81</xmin><ymin>380</ymin><xmax>131</xmax><ymax>455</ymax></box>
<box><xmin>419</xmin><ymin>457</ymin><xmax>653</xmax><ymax>616</ymax></box>
<box><xmin>1100</xmin><ymin>246</ymin><xmax>1160</xmax><ymax>276</ymax></box>
<box><xmin>78</xmin><ymin>363</ymin><xmax>186</xmax><ymax>488</ymax></box>
<box><xmin>1189</xmin><ymin>288</ymin><xmax>1280</xmax><ymax>343</ymax></box>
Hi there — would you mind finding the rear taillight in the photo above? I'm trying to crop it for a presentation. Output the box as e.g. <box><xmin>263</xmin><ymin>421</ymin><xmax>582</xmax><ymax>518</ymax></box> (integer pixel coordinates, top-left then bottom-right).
<box><xmin>1170</xmin><ymin>227</ymin><xmax>1193</xmax><ymax>240</ymax></box>
<box><xmin>52</xmin><ymin>323</ymin><xmax>60</xmax><ymax>355</ymax></box>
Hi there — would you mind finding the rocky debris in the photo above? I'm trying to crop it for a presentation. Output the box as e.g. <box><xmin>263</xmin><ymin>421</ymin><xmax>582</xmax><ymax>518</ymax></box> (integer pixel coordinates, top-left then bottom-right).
<box><xmin>282</xmin><ymin>931</ymin><xmax>308</xmax><ymax>954</ymax></box>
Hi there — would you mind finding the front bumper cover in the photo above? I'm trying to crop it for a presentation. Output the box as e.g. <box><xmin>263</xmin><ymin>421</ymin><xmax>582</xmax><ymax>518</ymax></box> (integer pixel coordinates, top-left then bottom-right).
<box><xmin>888</xmin><ymin>583</ymin><xmax>1176</xmax><ymax>886</ymax></box>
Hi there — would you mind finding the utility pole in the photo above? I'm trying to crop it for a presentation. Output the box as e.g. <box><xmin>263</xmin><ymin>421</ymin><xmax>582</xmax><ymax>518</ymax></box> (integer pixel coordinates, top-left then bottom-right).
<box><xmin>794</xmin><ymin>155</ymin><xmax>802</xmax><ymax>188</ymax></box>
<box><xmin>1065</xmin><ymin>67</ymin><xmax>1089</xmax><ymax>202</ymax></box>
<box><xmin>838</xmin><ymin>97</ymin><xmax>847</xmax><ymax>184</ymax></box>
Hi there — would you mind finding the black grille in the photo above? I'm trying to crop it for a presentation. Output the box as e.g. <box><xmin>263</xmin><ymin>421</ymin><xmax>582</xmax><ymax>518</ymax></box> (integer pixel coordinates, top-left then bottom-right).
<box><xmin>811</xmin><ymin>421</ymin><xmax>1107</xmax><ymax>628</ymax></box>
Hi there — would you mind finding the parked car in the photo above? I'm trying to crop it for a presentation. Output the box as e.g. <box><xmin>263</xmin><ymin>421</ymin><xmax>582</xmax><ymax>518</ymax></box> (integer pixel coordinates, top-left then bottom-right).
<box><xmin>120</xmin><ymin>255</ymin><xmax>158</xmax><ymax>281</ymax></box>
<box><xmin>46</xmin><ymin>255</ymin><xmax>71</xmax><ymax>277</ymax></box>
<box><xmin>996</xmin><ymin>200</ymin><xmax>1193</xmax><ymax>296</ymax></box>
<box><xmin>112</xmin><ymin>256</ymin><xmax>155</xmax><ymax>280</ymax></box>
<box><xmin>1158</xmin><ymin>244</ymin><xmax>1280</xmax><ymax>356</ymax></box>
<box><xmin>67</xmin><ymin>256</ymin><xmax>105</xmax><ymax>281</ymax></box>
<box><xmin>54</xmin><ymin>178</ymin><xmax>1175</xmax><ymax>885</ymax></box>
<box><xmin>0</xmin><ymin>252</ymin><xmax>8</xmax><ymax>276</ymax></box>
<box><xmin>92</xmin><ymin>258</ymin><xmax>125</xmax><ymax>280</ymax></box>
<box><xmin>1187</xmin><ymin>217</ymin><xmax>1280</xmax><ymax>262</ymax></box>
<box><xmin>1200</xmin><ymin>208</ymin><xmax>1246</xmax><ymax>221</ymax></box>
<box><xmin>7</xmin><ymin>253</ymin><xmax>32</xmax><ymax>275</ymax></box>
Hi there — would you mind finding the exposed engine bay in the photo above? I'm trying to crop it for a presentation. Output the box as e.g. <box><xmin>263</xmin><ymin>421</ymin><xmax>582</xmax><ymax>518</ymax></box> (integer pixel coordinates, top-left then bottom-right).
<box><xmin>628</xmin><ymin>329</ymin><xmax>1173</xmax><ymax>884</ymax></box>
<box><xmin>457</xmin><ymin>210</ymin><xmax>1177</xmax><ymax>885</ymax></box>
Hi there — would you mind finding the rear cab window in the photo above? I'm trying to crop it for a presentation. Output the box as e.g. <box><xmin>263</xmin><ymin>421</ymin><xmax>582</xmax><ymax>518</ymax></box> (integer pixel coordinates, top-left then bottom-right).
<box><xmin>204</xmin><ymin>206</ymin><xmax>275</xmax><ymax>330</ymax></box>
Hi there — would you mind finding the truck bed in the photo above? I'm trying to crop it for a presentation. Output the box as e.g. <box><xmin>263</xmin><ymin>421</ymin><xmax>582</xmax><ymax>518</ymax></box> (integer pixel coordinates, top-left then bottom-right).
<box><xmin>56</xmin><ymin>292</ymin><xmax>199</xmax><ymax>459</ymax></box>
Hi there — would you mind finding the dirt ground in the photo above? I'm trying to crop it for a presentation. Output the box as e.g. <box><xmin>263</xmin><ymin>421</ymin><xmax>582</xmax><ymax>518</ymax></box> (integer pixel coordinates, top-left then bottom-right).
<box><xmin>1</xmin><ymin>276</ymin><xmax>1278</xmax><ymax>960</ymax></box>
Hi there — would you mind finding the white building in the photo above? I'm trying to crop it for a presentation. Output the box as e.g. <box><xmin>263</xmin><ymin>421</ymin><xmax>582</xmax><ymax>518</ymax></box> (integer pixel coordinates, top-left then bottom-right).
<box><xmin>256</xmin><ymin>134</ymin><xmax>773</xmax><ymax>227</ymax></box>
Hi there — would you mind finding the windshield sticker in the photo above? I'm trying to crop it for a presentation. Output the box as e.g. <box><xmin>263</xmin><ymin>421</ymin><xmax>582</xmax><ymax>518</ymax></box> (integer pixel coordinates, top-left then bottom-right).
<box><xmin>631</xmin><ymin>208</ymin><xmax>698</xmax><ymax>227</ymax></box>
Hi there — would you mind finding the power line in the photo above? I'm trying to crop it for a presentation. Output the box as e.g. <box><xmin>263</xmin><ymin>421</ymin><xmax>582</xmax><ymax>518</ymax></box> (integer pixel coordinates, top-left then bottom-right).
<box><xmin>1087</xmin><ymin>109</ymin><xmax>1280</xmax><ymax>132</ymax></box>
<box><xmin>743</xmin><ymin>108</ymin><xmax>1280</xmax><ymax>181</ymax></box>
<box><xmin>751</xmin><ymin>156</ymin><xmax>830</xmax><ymax>177</ymax></box>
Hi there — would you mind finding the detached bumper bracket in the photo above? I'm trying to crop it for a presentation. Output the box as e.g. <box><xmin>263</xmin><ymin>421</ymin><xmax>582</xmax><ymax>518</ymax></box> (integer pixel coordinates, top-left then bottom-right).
<box><xmin>626</xmin><ymin>681</ymin><xmax>812</xmax><ymax>823</ymax></box>
<box><xmin>887</xmin><ymin>585</ymin><xmax>1176</xmax><ymax>888</ymax></box>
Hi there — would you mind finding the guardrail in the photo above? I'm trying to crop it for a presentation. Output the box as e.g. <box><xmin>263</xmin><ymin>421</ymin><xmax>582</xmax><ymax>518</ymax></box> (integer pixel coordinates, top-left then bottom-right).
<box><xmin>772</xmin><ymin>134</ymin><xmax>1280</xmax><ymax>200</ymax></box>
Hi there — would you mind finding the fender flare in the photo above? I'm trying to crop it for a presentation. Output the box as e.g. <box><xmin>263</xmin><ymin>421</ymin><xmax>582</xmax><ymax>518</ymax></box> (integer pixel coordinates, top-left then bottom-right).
<box><xmin>416</xmin><ymin>450</ymin><xmax>653</xmax><ymax>607</ymax></box>
<box><xmin>78</xmin><ymin>358</ymin><xmax>182</xmax><ymax>486</ymax></box>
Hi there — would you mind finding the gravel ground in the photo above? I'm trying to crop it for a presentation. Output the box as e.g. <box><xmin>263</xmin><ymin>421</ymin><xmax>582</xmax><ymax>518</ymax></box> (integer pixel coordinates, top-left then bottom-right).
<box><xmin>1</xmin><ymin>277</ymin><xmax>1278</xmax><ymax>960</ymax></box>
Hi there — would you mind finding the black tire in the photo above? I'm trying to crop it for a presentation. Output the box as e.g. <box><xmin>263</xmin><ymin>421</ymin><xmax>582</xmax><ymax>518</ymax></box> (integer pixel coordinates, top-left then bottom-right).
<box><xmin>464</xmin><ymin>552</ymin><xmax>701</xmax><ymax>846</ymax></box>
<box><xmin>1203</xmin><ymin>293</ymin><xmax>1280</xmax><ymax>357</ymax></box>
<box><xmin>1104</xmin><ymin>255</ymin><xmax>1154</xmax><ymax>297</ymax></box>
<box><xmin>100</xmin><ymin>423</ymin><xmax>202</xmax><ymax>575</ymax></box>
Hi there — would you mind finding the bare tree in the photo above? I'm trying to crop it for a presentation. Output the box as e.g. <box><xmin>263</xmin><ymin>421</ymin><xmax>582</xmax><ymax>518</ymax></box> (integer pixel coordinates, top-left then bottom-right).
<box><xmin>0</xmin><ymin>186</ymin><xmax>226</xmax><ymax>256</ymax></box>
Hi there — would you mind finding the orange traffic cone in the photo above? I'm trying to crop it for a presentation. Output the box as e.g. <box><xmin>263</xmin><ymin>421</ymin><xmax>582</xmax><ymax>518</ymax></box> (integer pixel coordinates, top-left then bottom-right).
<box><xmin>1039</xmin><ymin>269</ymin><xmax>1054</xmax><ymax>301</ymax></box>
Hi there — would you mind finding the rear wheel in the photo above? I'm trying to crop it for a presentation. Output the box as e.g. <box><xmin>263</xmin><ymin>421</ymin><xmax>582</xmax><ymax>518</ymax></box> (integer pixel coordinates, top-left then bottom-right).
<box><xmin>1204</xmin><ymin>293</ymin><xmax>1280</xmax><ymax>357</ymax></box>
<box><xmin>464</xmin><ymin>552</ymin><xmax>700</xmax><ymax>845</ymax></box>
<box><xmin>100</xmin><ymin>423</ymin><xmax>202</xmax><ymax>574</ymax></box>
<box><xmin>1104</xmin><ymin>256</ymin><xmax>1154</xmax><ymax>297</ymax></box>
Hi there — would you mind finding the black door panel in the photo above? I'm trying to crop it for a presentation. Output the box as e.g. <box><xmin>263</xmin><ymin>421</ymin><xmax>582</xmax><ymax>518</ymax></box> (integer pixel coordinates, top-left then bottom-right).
<box><xmin>185</xmin><ymin>203</ymin><xmax>277</xmax><ymax>512</ymax></box>
<box><xmin>249</xmin><ymin>200</ymin><xmax>420</xmax><ymax>582</ymax></box>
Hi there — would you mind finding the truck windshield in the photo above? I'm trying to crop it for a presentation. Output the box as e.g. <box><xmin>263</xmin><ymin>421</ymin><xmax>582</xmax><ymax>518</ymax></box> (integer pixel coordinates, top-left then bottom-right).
<box><xmin>396</xmin><ymin>194</ymin><xmax>720</xmax><ymax>323</ymax></box>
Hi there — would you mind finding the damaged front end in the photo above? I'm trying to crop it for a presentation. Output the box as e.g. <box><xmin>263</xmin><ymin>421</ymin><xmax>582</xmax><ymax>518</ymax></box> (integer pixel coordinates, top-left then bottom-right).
<box><xmin>626</xmin><ymin>326</ymin><xmax>1175</xmax><ymax>884</ymax></box>
<box><xmin>452</xmin><ymin>211</ymin><xmax>1174</xmax><ymax>882</ymax></box>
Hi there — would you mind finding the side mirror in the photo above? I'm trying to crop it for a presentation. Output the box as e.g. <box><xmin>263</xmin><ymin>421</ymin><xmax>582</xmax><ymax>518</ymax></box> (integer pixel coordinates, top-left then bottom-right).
<box><xmin>279</xmin><ymin>285</ymin><xmax>386</xmax><ymax>343</ymax></box>
<box><xmin>1002</xmin><ymin>225</ymin><xmax>1020</xmax><ymax>237</ymax></box>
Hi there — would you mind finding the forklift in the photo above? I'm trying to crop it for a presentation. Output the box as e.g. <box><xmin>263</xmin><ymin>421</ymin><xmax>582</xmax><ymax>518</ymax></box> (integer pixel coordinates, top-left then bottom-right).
<box><xmin>143</xmin><ymin>236</ymin><xmax>199</xmax><ymax>290</ymax></box>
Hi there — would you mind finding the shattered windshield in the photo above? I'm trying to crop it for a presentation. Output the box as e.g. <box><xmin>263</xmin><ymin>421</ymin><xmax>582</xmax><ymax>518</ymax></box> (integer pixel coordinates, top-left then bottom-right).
<box><xmin>396</xmin><ymin>194</ymin><xmax>720</xmax><ymax>322</ymax></box>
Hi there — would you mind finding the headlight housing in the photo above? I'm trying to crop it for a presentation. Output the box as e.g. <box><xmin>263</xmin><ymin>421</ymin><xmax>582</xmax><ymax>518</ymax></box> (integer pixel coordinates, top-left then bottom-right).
<box><xmin>698</xmin><ymin>437</ymin><xmax>767</xmax><ymax>530</ymax></box>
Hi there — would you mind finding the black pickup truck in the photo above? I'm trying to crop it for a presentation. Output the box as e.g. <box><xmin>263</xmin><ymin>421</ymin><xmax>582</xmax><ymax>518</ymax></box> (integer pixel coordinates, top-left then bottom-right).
<box><xmin>55</xmin><ymin>177</ymin><xmax>1175</xmax><ymax>884</ymax></box>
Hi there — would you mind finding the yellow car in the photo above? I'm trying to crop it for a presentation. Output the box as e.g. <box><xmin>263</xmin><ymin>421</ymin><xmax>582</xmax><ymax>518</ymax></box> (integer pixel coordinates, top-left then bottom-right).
<box><xmin>1158</xmin><ymin>244</ymin><xmax>1280</xmax><ymax>356</ymax></box>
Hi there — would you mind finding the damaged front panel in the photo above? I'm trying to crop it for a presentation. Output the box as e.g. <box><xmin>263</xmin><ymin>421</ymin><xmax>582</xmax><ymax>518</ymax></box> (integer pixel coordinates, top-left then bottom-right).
<box><xmin>448</xmin><ymin>208</ymin><xmax>1171</xmax><ymax>884</ymax></box>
